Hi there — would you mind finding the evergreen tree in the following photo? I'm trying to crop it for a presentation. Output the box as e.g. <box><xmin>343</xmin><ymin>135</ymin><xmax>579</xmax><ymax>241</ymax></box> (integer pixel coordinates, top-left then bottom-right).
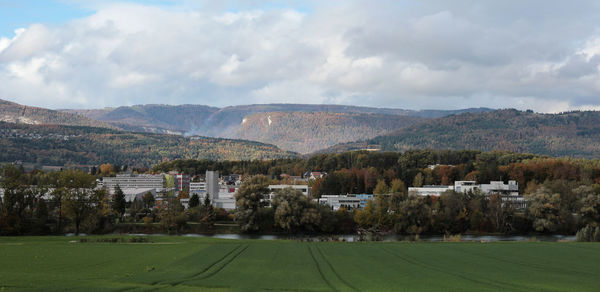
<box><xmin>203</xmin><ymin>194</ymin><xmax>212</xmax><ymax>209</ymax></box>
<box><xmin>143</xmin><ymin>192</ymin><xmax>155</xmax><ymax>209</ymax></box>
<box><xmin>113</xmin><ymin>185</ymin><xmax>126</xmax><ymax>219</ymax></box>
<box><xmin>189</xmin><ymin>194</ymin><xmax>200</xmax><ymax>208</ymax></box>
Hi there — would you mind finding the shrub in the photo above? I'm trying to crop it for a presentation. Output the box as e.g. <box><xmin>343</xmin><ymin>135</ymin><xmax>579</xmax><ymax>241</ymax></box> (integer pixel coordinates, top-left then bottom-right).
<box><xmin>130</xmin><ymin>237</ymin><xmax>151</xmax><ymax>243</ymax></box>
<box><xmin>175</xmin><ymin>214</ymin><xmax>188</xmax><ymax>230</ymax></box>
<box><xmin>142</xmin><ymin>216</ymin><xmax>153</xmax><ymax>225</ymax></box>
<box><xmin>576</xmin><ymin>225</ymin><xmax>600</xmax><ymax>242</ymax></box>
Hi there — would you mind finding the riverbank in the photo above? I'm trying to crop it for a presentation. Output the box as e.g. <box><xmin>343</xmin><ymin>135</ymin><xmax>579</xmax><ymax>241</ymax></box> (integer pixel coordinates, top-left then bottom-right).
<box><xmin>105</xmin><ymin>233</ymin><xmax>576</xmax><ymax>242</ymax></box>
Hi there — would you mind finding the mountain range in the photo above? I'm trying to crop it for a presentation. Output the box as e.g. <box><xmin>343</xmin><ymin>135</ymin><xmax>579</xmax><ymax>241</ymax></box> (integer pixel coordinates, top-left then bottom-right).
<box><xmin>233</xmin><ymin>112</ymin><xmax>422</xmax><ymax>153</ymax></box>
<box><xmin>325</xmin><ymin>109</ymin><xmax>600</xmax><ymax>158</ymax></box>
<box><xmin>0</xmin><ymin>99</ymin><xmax>115</xmax><ymax>129</ymax></box>
<box><xmin>62</xmin><ymin>103</ymin><xmax>492</xmax><ymax>153</ymax></box>
<box><xmin>3</xmin><ymin>97</ymin><xmax>600</xmax><ymax>167</ymax></box>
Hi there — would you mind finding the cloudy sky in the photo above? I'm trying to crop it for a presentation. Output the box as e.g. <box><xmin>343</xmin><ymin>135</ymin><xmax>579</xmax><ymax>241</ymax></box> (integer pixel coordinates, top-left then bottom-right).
<box><xmin>1</xmin><ymin>0</ymin><xmax>600</xmax><ymax>112</ymax></box>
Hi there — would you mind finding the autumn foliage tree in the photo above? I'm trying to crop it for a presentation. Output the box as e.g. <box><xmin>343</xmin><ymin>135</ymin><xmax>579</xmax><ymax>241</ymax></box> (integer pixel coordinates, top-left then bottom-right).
<box><xmin>99</xmin><ymin>163</ymin><xmax>114</xmax><ymax>176</ymax></box>
<box><xmin>272</xmin><ymin>188</ymin><xmax>321</xmax><ymax>232</ymax></box>
<box><xmin>235</xmin><ymin>175</ymin><xmax>270</xmax><ymax>232</ymax></box>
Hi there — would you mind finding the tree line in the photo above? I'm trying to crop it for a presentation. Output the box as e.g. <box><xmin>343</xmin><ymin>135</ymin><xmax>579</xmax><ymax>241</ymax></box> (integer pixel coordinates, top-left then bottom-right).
<box><xmin>4</xmin><ymin>149</ymin><xmax>600</xmax><ymax>237</ymax></box>
<box><xmin>234</xmin><ymin>175</ymin><xmax>600</xmax><ymax>236</ymax></box>
<box><xmin>0</xmin><ymin>165</ymin><xmax>224</xmax><ymax>235</ymax></box>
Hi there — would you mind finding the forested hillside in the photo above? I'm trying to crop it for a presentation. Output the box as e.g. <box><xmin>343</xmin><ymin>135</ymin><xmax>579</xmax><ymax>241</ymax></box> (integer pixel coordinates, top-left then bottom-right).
<box><xmin>64</xmin><ymin>104</ymin><xmax>219</xmax><ymax>134</ymax></box>
<box><xmin>63</xmin><ymin>103</ymin><xmax>492</xmax><ymax>152</ymax></box>
<box><xmin>0</xmin><ymin>99</ymin><xmax>115</xmax><ymax>129</ymax></box>
<box><xmin>0</xmin><ymin>122</ymin><xmax>296</xmax><ymax>167</ymax></box>
<box><xmin>233</xmin><ymin>112</ymin><xmax>422</xmax><ymax>153</ymax></box>
<box><xmin>325</xmin><ymin>109</ymin><xmax>600</xmax><ymax>158</ymax></box>
<box><xmin>196</xmin><ymin>104</ymin><xmax>492</xmax><ymax>137</ymax></box>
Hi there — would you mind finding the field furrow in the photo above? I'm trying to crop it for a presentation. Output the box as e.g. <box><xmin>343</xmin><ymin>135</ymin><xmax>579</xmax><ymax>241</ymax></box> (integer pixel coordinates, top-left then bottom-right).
<box><xmin>314</xmin><ymin>245</ymin><xmax>359</xmax><ymax>292</ymax></box>
<box><xmin>0</xmin><ymin>237</ymin><xmax>599</xmax><ymax>291</ymax></box>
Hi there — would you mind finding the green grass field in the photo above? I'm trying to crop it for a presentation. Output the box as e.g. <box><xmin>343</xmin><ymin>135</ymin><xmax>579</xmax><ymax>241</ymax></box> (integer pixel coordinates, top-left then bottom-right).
<box><xmin>0</xmin><ymin>236</ymin><xmax>599</xmax><ymax>291</ymax></box>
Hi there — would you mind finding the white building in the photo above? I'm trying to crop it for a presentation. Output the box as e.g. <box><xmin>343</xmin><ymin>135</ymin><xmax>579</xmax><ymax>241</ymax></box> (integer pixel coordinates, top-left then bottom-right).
<box><xmin>190</xmin><ymin>181</ymin><xmax>207</xmax><ymax>194</ymax></box>
<box><xmin>267</xmin><ymin>184</ymin><xmax>311</xmax><ymax>200</ymax></box>
<box><xmin>120</xmin><ymin>188</ymin><xmax>156</xmax><ymax>202</ymax></box>
<box><xmin>318</xmin><ymin>194</ymin><xmax>375</xmax><ymax>210</ymax></box>
<box><xmin>479</xmin><ymin>181</ymin><xmax>524</xmax><ymax>209</ymax></box>
<box><xmin>319</xmin><ymin>195</ymin><xmax>362</xmax><ymax>210</ymax></box>
<box><xmin>182</xmin><ymin>173</ymin><xmax>236</xmax><ymax>210</ymax></box>
<box><xmin>454</xmin><ymin>181</ymin><xmax>519</xmax><ymax>196</ymax></box>
<box><xmin>410</xmin><ymin>180</ymin><xmax>525</xmax><ymax>210</ymax></box>
<box><xmin>453</xmin><ymin>181</ymin><xmax>479</xmax><ymax>193</ymax></box>
<box><xmin>480</xmin><ymin>181</ymin><xmax>519</xmax><ymax>196</ymax></box>
<box><xmin>305</xmin><ymin>171</ymin><xmax>326</xmax><ymax>180</ymax></box>
<box><xmin>408</xmin><ymin>185</ymin><xmax>455</xmax><ymax>196</ymax></box>
<box><xmin>206</xmin><ymin>171</ymin><xmax>220</xmax><ymax>201</ymax></box>
<box><xmin>427</xmin><ymin>164</ymin><xmax>454</xmax><ymax>170</ymax></box>
<box><xmin>101</xmin><ymin>173</ymin><xmax>165</xmax><ymax>190</ymax></box>
<box><xmin>180</xmin><ymin>198</ymin><xmax>190</xmax><ymax>209</ymax></box>
<box><xmin>201</xmin><ymin>184</ymin><xmax>312</xmax><ymax>211</ymax></box>
<box><xmin>214</xmin><ymin>187</ymin><xmax>236</xmax><ymax>210</ymax></box>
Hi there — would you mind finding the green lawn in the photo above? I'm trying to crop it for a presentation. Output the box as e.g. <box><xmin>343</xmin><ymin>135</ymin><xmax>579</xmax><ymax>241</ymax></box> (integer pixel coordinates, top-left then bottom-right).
<box><xmin>0</xmin><ymin>236</ymin><xmax>599</xmax><ymax>291</ymax></box>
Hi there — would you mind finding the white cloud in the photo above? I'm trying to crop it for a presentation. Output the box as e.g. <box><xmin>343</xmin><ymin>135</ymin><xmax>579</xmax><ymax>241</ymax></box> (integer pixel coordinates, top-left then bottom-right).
<box><xmin>0</xmin><ymin>28</ymin><xmax>26</xmax><ymax>54</ymax></box>
<box><xmin>109</xmin><ymin>71</ymin><xmax>156</xmax><ymax>88</ymax></box>
<box><xmin>7</xmin><ymin>57</ymin><xmax>46</xmax><ymax>84</ymax></box>
<box><xmin>1</xmin><ymin>1</ymin><xmax>600</xmax><ymax>112</ymax></box>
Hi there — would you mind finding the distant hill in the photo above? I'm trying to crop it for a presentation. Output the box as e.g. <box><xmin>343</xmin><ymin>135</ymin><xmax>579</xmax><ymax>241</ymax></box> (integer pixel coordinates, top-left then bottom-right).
<box><xmin>233</xmin><ymin>112</ymin><xmax>422</xmax><ymax>154</ymax></box>
<box><xmin>63</xmin><ymin>104</ymin><xmax>219</xmax><ymax>135</ymax></box>
<box><xmin>62</xmin><ymin>103</ymin><xmax>493</xmax><ymax>152</ymax></box>
<box><xmin>324</xmin><ymin>109</ymin><xmax>600</xmax><ymax>158</ymax></box>
<box><xmin>0</xmin><ymin>122</ymin><xmax>296</xmax><ymax>167</ymax></box>
<box><xmin>184</xmin><ymin>104</ymin><xmax>493</xmax><ymax>136</ymax></box>
<box><xmin>0</xmin><ymin>99</ymin><xmax>116</xmax><ymax>129</ymax></box>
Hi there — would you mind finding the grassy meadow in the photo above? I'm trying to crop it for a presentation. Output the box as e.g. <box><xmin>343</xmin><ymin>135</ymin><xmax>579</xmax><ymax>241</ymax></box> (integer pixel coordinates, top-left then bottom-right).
<box><xmin>0</xmin><ymin>236</ymin><xmax>599</xmax><ymax>291</ymax></box>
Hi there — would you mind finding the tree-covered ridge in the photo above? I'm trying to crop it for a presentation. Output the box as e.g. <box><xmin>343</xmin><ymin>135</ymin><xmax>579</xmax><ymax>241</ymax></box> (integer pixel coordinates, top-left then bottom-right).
<box><xmin>65</xmin><ymin>103</ymin><xmax>492</xmax><ymax>133</ymax></box>
<box><xmin>0</xmin><ymin>122</ymin><xmax>297</xmax><ymax>167</ymax></box>
<box><xmin>154</xmin><ymin>150</ymin><xmax>541</xmax><ymax>185</ymax></box>
<box><xmin>64</xmin><ymin>104</ymin><xmax>219</xmax><ymax>134</ymax></box>
<box><xmin>326</xmin><ymin>109</ymin><xmax>600</xmax><ymax>158</ymax></box>
<box><xmin>0</xmin><ymin>99</ymin><xmax>117</xmax><ymax>129</ymax></box>
<box><xmin>233</xmin><ymin>112</ymin><xmax>422</xmax><ymax>154</ymax></box>
<box><xmin>63</xmin><ymin>103</ymin><xmax>492</xmax><ymax>152</ymax></box>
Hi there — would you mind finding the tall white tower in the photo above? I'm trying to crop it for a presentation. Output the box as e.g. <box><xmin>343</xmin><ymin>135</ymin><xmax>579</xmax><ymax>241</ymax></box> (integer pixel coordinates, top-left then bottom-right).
<box><xmin>205</xmin><ymin>170</ymin><xmax>219</xmax><ymax>201</ymax></box>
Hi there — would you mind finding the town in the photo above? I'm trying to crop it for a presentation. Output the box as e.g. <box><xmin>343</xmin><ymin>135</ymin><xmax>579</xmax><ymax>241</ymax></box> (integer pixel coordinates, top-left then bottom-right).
<box><xmin>97</xmin><ymin>169</ymin><xmax>527</xmax><ymax>211</ymax></box>
<box><xmin>3</xmin><ymin>149</ymin><xmax>597</xmax><ymax>239</ymax></box>
<box><xmin>1</xmin><ymin>167</ymin><xmax>526</xmax><ymax>216</ymax></box>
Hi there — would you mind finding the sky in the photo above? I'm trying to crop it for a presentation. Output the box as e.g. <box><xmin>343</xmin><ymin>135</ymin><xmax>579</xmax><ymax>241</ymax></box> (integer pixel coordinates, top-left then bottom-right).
<box><xmin>1</xmin><ymin>0</ymin><xmax>600</xmax><ymax>112</ymax></box>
